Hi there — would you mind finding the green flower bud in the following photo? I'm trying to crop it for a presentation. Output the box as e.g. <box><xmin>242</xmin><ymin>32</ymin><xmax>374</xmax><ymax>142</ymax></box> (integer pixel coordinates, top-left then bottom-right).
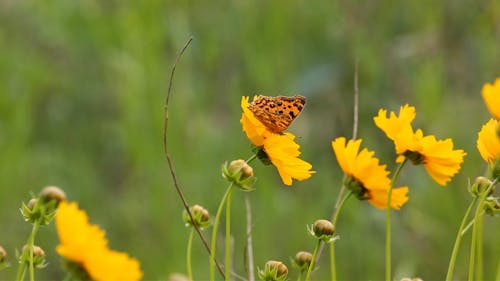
<box><xmin>21</xmin><ymin>245</ymin><xmax>47</xmax><ymax>269</ymax></box>
<box><xmin>0</xmin><ymin>245</ymin><xmax>9</xmax><ymax>270</ymax></box>
<box><xmin>40</xmin><ymin>186</ymin><xmax>67</xmax><ymax>204</ymax></box>
<box><xmin>183</xmin><ymin>204</ymin><xmax>211</xmax><ymax>229</ymax></box>
<box><xmin>292</xmin><ymin>251</ymin><xmax>312</xmax><ymax>271</ymax></box>
<box><xmin>0</xmin><ymin>246</ymin><xmax>6</xmax><ymax>263</ymax></box>
<box><xmin>470</xmin><ymin>176</ymin><xmax>494</xmax><ymax>197</ymax></box>
<box><xmin>222</xmin><ymin>159</ymin><xmax>257</xmax><ymax>191</ymax></box>
<box><xmin>307</xmin><ymin>219</ymin><xmax>338</xmax><ymax>243</ymax></box>
<box><xmin>258</xmin><ymin>260</ymin><xmax>288</xmax><ymax>281</ymax></box>
<box><xmin>484</xmin><ymin>196</ymin><xmax>500</xmax><ymax>216</ymax></box>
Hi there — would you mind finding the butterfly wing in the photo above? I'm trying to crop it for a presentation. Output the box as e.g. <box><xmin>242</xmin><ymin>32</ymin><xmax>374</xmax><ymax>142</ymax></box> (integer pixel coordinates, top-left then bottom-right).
<box><xmin>248</xmin><ymin>95</ymin><xmax>306</xmax><ymax>133</ymax></box>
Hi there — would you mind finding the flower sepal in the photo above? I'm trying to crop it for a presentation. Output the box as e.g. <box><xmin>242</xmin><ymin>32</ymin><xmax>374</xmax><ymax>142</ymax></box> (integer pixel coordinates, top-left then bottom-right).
<box><xmin>222</xmin><ymin>160</ymin><xmax>257</xmax><ymax>191</ymax></box>
<box><xmin>20</xmin><ymin>198</ymin><xmax>57</xmax><ymax>226</ymax></box>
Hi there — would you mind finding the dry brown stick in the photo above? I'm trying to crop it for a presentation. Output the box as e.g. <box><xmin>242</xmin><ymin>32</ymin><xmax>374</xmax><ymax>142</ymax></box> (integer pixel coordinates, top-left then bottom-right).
<box><xmin>316</xmin><ymin>60</ymin><xmax>360</xmax><ymax>265</ymax></box>
<box><xmin>163</xmin><ymin>37</ymin><xmax>225</xmax><ymax>279</ymax></box>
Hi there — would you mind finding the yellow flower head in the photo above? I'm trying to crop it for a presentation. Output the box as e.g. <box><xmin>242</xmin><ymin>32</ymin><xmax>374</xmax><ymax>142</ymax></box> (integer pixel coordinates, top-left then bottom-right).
<box><xmin>332</xmin><ymin>137</ymin><xmax>409</xmax><ymax>210</ymax></box>
<box><xmin>477</xmin><ymin>118</ymin><xmax>500</xmax><ymax>164</ymax></box>
<box><xmin>374</xmin><ymin>105</ymin><xmax>466</xmax><ymax>186</ymax></box>
<box><xmin>56</xmin><ymin>201</ymin><xmax>143</xmax><ymax>281</ymax></box>
<box><xmin>240</xmin><ymin>96</ymin><xmax>314</xmax><ymax>186</ymax></box>
<box><xmin>482</xmin><ymin>78</ymin><xmax>500</xmax><ymax>119</ymax></box>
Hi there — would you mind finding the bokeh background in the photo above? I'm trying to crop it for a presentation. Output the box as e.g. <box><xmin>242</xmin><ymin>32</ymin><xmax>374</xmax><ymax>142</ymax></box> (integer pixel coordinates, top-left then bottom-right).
<box><xmin>1</xmin><ymin>1</ymin><xmax>499</xmax><ymax>280</ymax></box>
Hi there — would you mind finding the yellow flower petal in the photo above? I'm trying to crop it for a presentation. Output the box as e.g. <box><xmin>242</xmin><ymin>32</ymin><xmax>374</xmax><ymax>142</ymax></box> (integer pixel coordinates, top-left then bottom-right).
<box><xmin>369</xmin><ymin>187</ymin><xmax>409</xmax><ymax>210</ymax></box>
<box><xmin>332</xmin><ymin>137</ymin><xmax>409</xmax><ymax>209</ymax></box>
<box><xmin>374</xmin><ymin>104</ymin><xmax>416</xmax><ymax>141</ymax></box>
<box><xmin>477</xmin><ymin>118</ymin><xmax>500</xmax><ymax>164</ymax></box>
<box><xmin>56</xmin><ymin>201</ymin><xmax>143</xmax><ymax>281</ymax></box>
<box><xmin>240</xmin><ymin>96</ymin><xmax>272</xmax><ymax>146</ymax></box>
<box><xmin>419</xmin><ymin>135</ymin><xmax>466</xmax><ymax>186</ymax></box>
<box><xmin>482</xmin><ymin>78</ymin><xmax>500</xmax><ymax>119</ymax></box>
<box><xmin>55</xmin><ymin>201</ymin><xmax>108</xmax><ymax>263</ymax></box>
<box><xmin>264</xmin><ymin>133</ymin><xmax>315</xmax><ymax>185</ymax></box>
<box><xmin>85</xmin><ymin>249</ymin><xmax>143</xmax><ymax>281</ymax></box>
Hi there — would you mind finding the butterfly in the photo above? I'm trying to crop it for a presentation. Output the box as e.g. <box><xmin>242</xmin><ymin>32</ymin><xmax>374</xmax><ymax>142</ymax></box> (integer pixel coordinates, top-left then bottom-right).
<box><xmin>248</xmin><ymin>95</ymin><xmax>306</xmax><ymax>134</ymax></box>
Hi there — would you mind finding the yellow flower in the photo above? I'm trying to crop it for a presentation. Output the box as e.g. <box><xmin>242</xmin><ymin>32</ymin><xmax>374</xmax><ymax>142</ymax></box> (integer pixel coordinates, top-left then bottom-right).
<box><xmin>374</xmin><ymin>105</ymin><xmax>466</xmax><ymax>186</ymax></box>
<box><xmin>482</xmin><ymin>78</ymin><xmax>500</xmax><ymax>119</ymax></box>
<box><xmin>56</xmin><ymin>201</ymin><xmax>143</xmax><ymax>281</ymax></box>
<box><xmin>240</xmin><ymin>96</ymin><xmax>314</xmax><ymax>185</ymax></box>
<box><xmin>477</xmin><ymin>118</ymin><xmax>500</xmax><ymax>164</ymax></box>
<box><xmin>332</xmin><ymin>137</ymin><xmax>409</xmax><ymax>210</ymax></box>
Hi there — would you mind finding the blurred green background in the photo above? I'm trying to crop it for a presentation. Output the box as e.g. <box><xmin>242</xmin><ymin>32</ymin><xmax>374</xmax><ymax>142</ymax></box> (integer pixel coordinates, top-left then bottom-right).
<box><xmin>1</xmin><ymin>0</ymin><xmax>499</xmax><ymax>280</ymax></box>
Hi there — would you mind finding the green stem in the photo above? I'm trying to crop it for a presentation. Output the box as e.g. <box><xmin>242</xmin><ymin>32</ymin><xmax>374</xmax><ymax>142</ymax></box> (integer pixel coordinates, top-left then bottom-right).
<box><xmin>28</xmin><ymin>221</ymin><xmax>41</xmax><ymax>281</ymax></box>
<box><xmin>468</xmin><ymin>178</ymin><xmax>497</xmax><ymax>281</ymax></box>
<box><xmin>246</xmin><ymin>154</ymin><xmax>257</xmax><ymax>164</ymax></box>
<box><xmin>445</xmin><ymin>197</ymin><xmax>477</xmax><ymax>281</ymax></box>
<box><xmin>329</xmin><ymin>190</ymin><xmax>352</xmax><ymax>281</ymax></box>
<box><xmin>225</xmin><ymin>188</ymin><xmax>234</xmax><ymax>281</ymax></box>
<box><xmin>386</xmin><ymin>159</ymin><xmax>407</xmax><ymax>281</ymax></box>
<box><xmin>186</xmin><ymin>228</ymin><xmax>194</xmax><ymax>281</ymax></box>
<box><xmin>16</xmin><ymin>205</ymin><xmax>44</xmax><ymax>281</ymax></box>
<box><xmin>210</xmin><ymin>183</ymin><xmax>234</xmax><ymax>281</ymax></box>
<box><xmin>476</xmin><ymin>215</ymin><xmax>484</xmax><ymax>281</ymax></box>
<box><xmin>329</xmin><ymin>243</ymin><xmax>335</xmax><ymax>281</ymax></box>
<box><xmin>305</xmin><ymin>240</ymin><xmax>322</xmax><ymax>281</ymax></box>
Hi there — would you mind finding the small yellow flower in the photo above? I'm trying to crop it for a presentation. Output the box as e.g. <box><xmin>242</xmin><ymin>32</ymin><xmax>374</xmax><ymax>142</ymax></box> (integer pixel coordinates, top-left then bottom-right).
<box><xmin>240</xmin><ymin>96</ymin><xmax>314</xmax><ymax>185</ymax></box>
<box><xmin>482</xmin><ymin>78</ymin><xmax>500</xmax><ymax>119</ymax></box>
<box><xmin>332</xmin><ymin>137</ymin><xmax>409</xmax><ymax>210</ymax></box>
<box><xmin>477</xmin><ymin>118</ymin><xmax>500</xmax><ymax>164</ymax></box>
<box><xmin>374</xmin><ymin>105</ymin><xmax>466</xmax><ymax>186</ymax></box>
<box><xmin>56</xmin><ymin>201</ymin><xmax>143</xmax><ymax>281</ymax></box>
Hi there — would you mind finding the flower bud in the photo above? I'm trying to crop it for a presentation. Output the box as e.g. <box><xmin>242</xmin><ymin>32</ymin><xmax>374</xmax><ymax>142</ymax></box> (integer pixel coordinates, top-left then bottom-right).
<box><xmin>27</xmin><ymin>199</ymin><xmax>38</xmax><ymax>210</ymax></box>
<box><xmin>40</xmin><ymin>186</ymin><xmax>67</xmax><ymax>204</ymax></box>
<box><xmin>183</xmin><ymin>204</ymin><xmax>211</xmax><ymax>229</ymax></box>
<box><xmin>230</xmin><ymin>160</ymin><xmax>254</xmax><ymax>179</ymax></box>
<box><xmin>484</xmin><ymin>196</ymin><xmax>500</xmax><ymax>216</ymax></box>
<box><xmin>21</xmin><ymin>245</ymin><xmax>47</xmax><ymax>269</ymax></box>
<box><xmin>222</xmin><ymin>160</ymin><xmax>257</xmax><ymax>191</ymax></box>
<box><xmin>167</xmin><ymin>273</ymin><xmax>190</xmax><ymax>281</ymax></box>
<box><xmin>292</xmin><ymin>251</ymin><xmax>312</xmax><ymax>271</ymax></box>
<box><xmin>258</xmin><ymin>260</ymin><xmax>288</xmax><ymax>281</ymax></box>
<box><xmin>313</xmin><ymin>219</ymin><xmax>335</xmax><ymax>236</ymax></box>
<box><xmin>470</xmin><ymin>176</ymin><xmax>494</xmax><ymax>197</ymax></box>
<box><xmin>0</xmin><ymin>245</ymin><xmax>8</xmax><ymax>270</ymax></box>
<box><xmin>308</xmin><ymin>219</ymin><xmax>338</xmax><ymax>243</ymax></box>
<box><xmin>0</xmin><ymin>246</ymin><xmax>6</xmax><ymax>262</ymax></box>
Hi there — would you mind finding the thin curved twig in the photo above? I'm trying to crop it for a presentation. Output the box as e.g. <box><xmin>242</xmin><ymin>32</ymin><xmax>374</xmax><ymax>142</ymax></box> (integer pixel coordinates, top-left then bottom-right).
<box><xmin>163</xmin><ymin>36</ymin><xmax>225</xmax><ymax>278</ymax></box>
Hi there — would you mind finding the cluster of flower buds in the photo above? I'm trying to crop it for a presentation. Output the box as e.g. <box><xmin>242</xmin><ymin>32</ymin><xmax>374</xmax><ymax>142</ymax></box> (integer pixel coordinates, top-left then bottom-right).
<box><xmin>21</xmin><ymin>186</ymin><xmax>66</xmax><ymax>225</ymax></box>
<box><xmin>222</xmin><ymin>159</ymin><xmax>257</xmax><ymax>191</ymax></box>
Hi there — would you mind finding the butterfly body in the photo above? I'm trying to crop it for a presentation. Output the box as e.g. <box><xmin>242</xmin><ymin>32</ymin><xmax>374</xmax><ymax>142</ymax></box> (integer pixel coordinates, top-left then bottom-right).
<box><xmin>248</xmin><ymin>95</ymin><xmax>306</xmax><ymax>133</ymax></box>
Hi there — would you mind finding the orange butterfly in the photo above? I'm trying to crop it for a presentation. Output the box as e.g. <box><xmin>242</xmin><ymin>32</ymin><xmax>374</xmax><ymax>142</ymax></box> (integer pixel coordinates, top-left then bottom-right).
<box><xmin>248</xmin><ymin>95</ymin><xmax>306</xmax><ymax>134</ymax></box>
